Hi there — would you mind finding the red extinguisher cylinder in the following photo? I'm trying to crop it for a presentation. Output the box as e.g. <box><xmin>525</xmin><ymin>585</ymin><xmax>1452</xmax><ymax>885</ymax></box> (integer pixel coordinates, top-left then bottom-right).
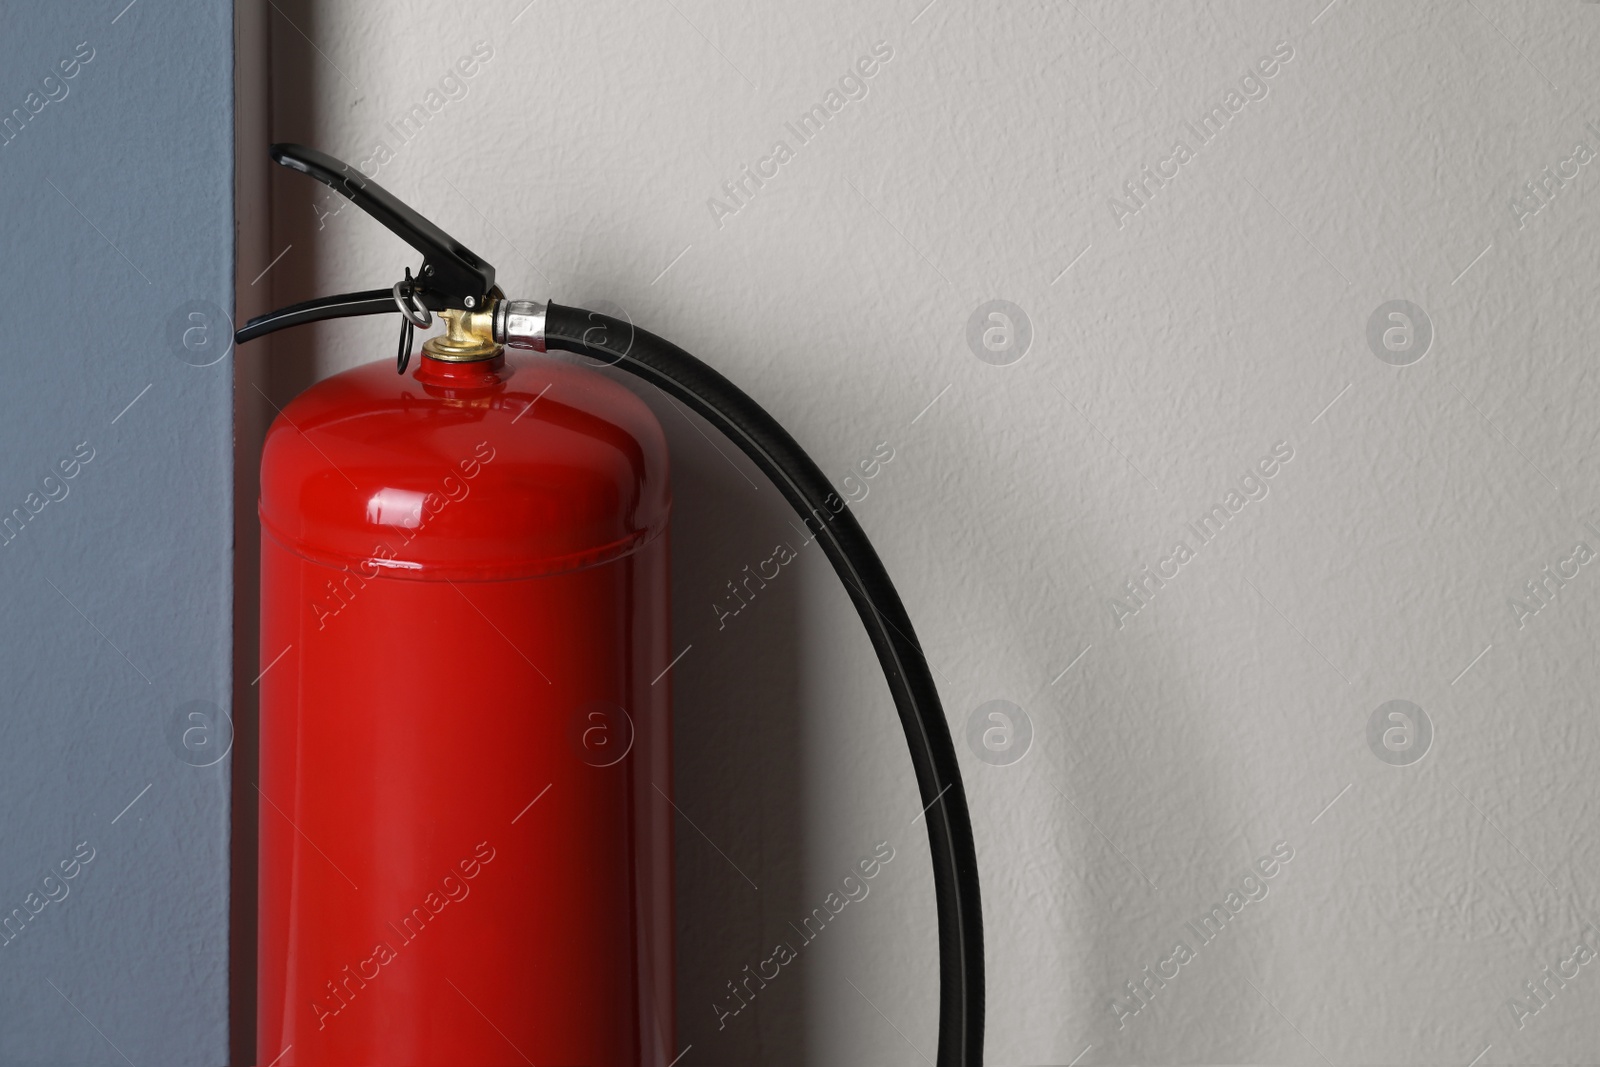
<box><xmin>257</xmin><ymin>352</ymin><xmax>674</xmax><ymax>1065</ymax></box>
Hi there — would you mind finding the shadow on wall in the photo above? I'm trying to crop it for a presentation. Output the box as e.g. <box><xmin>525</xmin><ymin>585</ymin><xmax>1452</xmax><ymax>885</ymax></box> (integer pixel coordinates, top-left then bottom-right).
<box><xmin>233</xmin><ymin>0</ymin><xmax>334</xmax><ymax>1058</ymax></box>
<box><xmin>263</xmin><ymin>0</ymin><xmax>334</xmax><ymax>413</ymax></box>
<box><xmin>230</xmin><ymin>0</ymin><xmax>271</xmax><ymax>1062</ymax></box>
<box><xmin>628</xmin><ymin>379</ymin><xmax>815</xmax><ymax>1066</ymax></box>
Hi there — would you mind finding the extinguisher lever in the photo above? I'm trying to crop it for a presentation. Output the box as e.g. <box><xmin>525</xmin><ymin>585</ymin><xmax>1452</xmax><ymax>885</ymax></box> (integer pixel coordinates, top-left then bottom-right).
<box><xmin>271</xmin><ymin>144</ymin><xmax>496</xmax><ymax>312</ymax></box>
<box><xmin>235</xmin><ymin>145</ymin><xmax>501</xmax><ymax>350</ymax></box>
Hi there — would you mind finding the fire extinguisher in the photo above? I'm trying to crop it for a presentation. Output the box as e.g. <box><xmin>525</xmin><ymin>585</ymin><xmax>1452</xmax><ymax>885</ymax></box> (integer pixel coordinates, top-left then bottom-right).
<box><xmin>236</xmin><ymin>144</ymin><xmax>984</xmax><ymax>1066</ymax></box>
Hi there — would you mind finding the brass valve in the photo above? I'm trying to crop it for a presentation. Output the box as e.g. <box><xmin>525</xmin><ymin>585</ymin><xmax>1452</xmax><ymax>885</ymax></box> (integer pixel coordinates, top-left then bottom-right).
<box><xmin>423</xmin><ymin>302</ymin><xmax>502</xmax><ymax>362</ymax></box>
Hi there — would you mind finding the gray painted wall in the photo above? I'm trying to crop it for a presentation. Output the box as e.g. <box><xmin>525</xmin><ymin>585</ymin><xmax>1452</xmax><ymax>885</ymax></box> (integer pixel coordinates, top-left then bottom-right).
<box><xmin>0</xmin><ymin>3</ymin><xmax>234</xmax><ymax>1064</ymax></box>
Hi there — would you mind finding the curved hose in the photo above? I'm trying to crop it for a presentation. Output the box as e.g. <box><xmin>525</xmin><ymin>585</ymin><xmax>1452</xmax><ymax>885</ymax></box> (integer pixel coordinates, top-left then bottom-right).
<box><xmin>235</xmin><ymin>288</ymin><xmax>396</xmax><ymax>344</ymax></box>
<box><xmin>544</xmin><ymin>303</ymin><xmax>984</xmax><ymax>1066</ymax></box>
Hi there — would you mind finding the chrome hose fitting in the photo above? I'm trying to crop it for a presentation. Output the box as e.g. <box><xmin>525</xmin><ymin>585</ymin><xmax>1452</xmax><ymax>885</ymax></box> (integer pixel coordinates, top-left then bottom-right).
<box><xmin>493</xmin><ymin>299</ymin><xmax>547</xmax><ymax>352</ymax></box>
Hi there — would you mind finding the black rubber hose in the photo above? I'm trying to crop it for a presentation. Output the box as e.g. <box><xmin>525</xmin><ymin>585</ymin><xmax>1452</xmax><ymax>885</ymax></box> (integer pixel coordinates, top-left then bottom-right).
<box><xmin>544</xmin><ymin>302</ymin><xmax>984</xmax><ymax>1066</ymax></box>
<box><xmin>235</xmin><ymin>288</ymin><xmax>399</xmax><ymax>344</ymax></box>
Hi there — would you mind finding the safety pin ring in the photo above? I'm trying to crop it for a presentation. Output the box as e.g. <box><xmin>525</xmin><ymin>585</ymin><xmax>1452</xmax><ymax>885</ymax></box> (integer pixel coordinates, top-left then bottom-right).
<box><xmin>392</xmin><ymin>269</ymin><xmax>433</xmax><ymax>329</ymax></box>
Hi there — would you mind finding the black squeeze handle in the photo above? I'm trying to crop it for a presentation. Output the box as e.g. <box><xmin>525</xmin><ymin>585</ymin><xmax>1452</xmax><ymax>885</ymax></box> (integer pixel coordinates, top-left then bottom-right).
<box><xmin>271</xmin><ymin>143</ymin><xmax>496</xmax><ymax>311</ymax></box>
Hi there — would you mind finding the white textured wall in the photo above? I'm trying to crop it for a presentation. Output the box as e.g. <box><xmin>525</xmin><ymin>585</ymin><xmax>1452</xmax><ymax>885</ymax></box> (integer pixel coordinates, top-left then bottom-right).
<box><xmin>261</xmin><ymin>0</ymin><xmax>1600</xmax><ymax>1062</ymax></box>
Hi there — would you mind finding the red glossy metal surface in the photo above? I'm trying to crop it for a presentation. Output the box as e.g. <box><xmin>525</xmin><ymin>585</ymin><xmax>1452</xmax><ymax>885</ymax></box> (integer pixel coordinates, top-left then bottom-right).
<box><xmin>257</xmin><ymin>352</ymin><xmax>674</xmax><ymax>1065</ymax></box>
